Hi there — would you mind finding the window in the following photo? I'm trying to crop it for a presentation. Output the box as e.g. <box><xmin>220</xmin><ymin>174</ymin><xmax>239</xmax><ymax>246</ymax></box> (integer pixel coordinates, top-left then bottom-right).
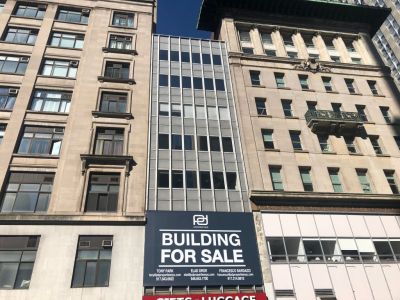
<box><xmin>367</xmin><ymin>80</ymin><xmax>379</xmax><ymax>95</ymax></box>
<box><xmin>0</xmin><ymin>87</ymin><xmax>18</xmax><ymax>110</ymax></box>
<box><xmin>104</xmin><ymin>62</ymin><xmax>129</xmax><ymax>80</ymax></box>
<box><xmin>255</xmin><ymin>98</ymin><xmax>267</xmax><ymax>116</ymax></box>
<box><xmin>182</xmin><ymin>77</ymin><xmax>191</xmax><ymax>89</ymax></box>
<box><xmin>159</xmin><ymin>50</ymin><xmax>168</xmax><ymax>60</ymax></box>
<box><xmin>307</xmin><ymin>101</ymin><xmax>317</xmax><ymax>112</ymax></box>
<box><xmin>0</xmin><ymin>55</ymin><xmax>29</xmax><ymax>74</ymax></box>
<box><xmin>171</xmin><ymin>104</ymin><xmax>181</xmax><ymax>117</ymax></box>
<box><xmin>275</xmin><ymin>73</ymin><xmax>285</xmax><ymax>88</ymax></box>
<box><xmin>300</xmin><ymin>168</ymin><xmax>313</xmax><ymax>192</ymax></box>
<box><xmin>322</xmin><ymin>77</ymin><xmax>333</xmax><ymax>92</ymax></box>
<box><xmin>344</xmin><ymin>40</ymin><xmax>357</xmax><ymax>53</ymax></box>
<box><xmin>202</xmin><ymin>54</ymin><xmax>211</xmax><ymax>64</ymax></box>
<box><xmin>186</xmin><ymin>171</ymin><xmax>197</xmax><ymax>188</ymax></box>
<box><xmin>41</xmin><ymin>59</ymin><xmax>77</xmax><ymax>78</ymax></box>
<box><xmin>331</xmin><ymin>103</ymin><xmax>341</xmax><ymax>113</ymax></box>
<box><xmin>204</xmin><ymin>78</ymin><xmax>214</xmax><ymax>90</ymax></box>
<box><xmin>282</xmin><ymin>33</ymin><xmax>295</xmax><ymax>47</ymax></box>
<box><xmin>290</xmin><ymin>131</ymin><xmax>302</xmax><ymax>150</ymax></box>
<box><xmin>262</xmin><ymin>129</ymin><xmax>274</xmax><ymax>149</ymax></box>
<box><xmin>345</xmin><ymin>79</ymin><xmax>357</xmax><ymax>94</ymax></box>
<box><xmin>370</xmin><ymin>136</ymin><xmax>383</xmax><ymax>155</ymax></box>
<box><xmin>158</xmin><ymin>134</ymin><xmax>169</xmax><ymax>150</ymax></box>
<box><xmin>0</xmin><ymin>124</ymin><xmax>5</xmax><ymax>144</ymax></box>
<box><xmin>303</xmin><ymin>239</ymin><xmax>323</xmax><ymax>261</ymax></box>
<box><xmin>72</xmin><ymin>236</ymin><xmax>112</xmax><ymax>288</ymax></box>
<box><xmin>298</xmin><ymin>75</ymin><xmax>309</xmax><ymax>90</ymax></box>
<box><xmin>184</xmin><ymin>135</ymin><xmax>194</xmax><ymax>150</ymax></box>
<box><xmin>159</xmin><ymin>103</ymin><xmax>169</xmax><ymax>116</ymax></box>
<box><xmin>212</xmin><ymin>55</ymin><xmax>222</xmax><ymax>65</ymax></box>
<box><xmin>373</xmin><ymin>240</ymin><xmax>395</xmax><ymax>261</ymax></box>
<box><xmin>318</xmin><ymin>135</ymin><xmax>331</xmax><ymax>152</ymax></box>
<box><xmin>57</xmin><ymin>8</ymin><xmax>89</xmax><ymax>24</ymax></box>
<box><xmin>171</xmin><ymin>134</ymin><xmax>182</xmax><ymax>150</ymax></box>
<box><xmin>0</xmin><ymin>236</ymin><xmax>39</xmax><ymax>289</ymax></box>
<box><xmin>267</xmin><ymin>238</ymin><xmax>287</xmax><ymax>262</ymax></box>
<box><xmin>384</xmin><ymin>170</ymin><xmax>399</xmax><ymax>194</ymax></box>
<box><xmin>209</xmin><ymin>136</ymin><xmax>221</xmax><ymax>152</ymax></box>
<box><xmin>158</xmin><ymin>170</ymin><xmax>169</xmax><ymax>188</ymax></box>
<box><xmin>356</xmin><ymin>105</ymin><xmax>368</xmax><ymax>122</ymax></box>
<box><xmin>328</xmin><ymin>169</ymin><xmax>343</xmax><ymax>192</ymax></box>
<box><xmin>18</xmin><ymin>126</ymin><xmax>63</xmax><ymax>156</ymax></box>
<box><xmin>192</xmin><ymin>53</ymin><xmax>200</xmax><ymax>64</ymax></box>
<box><xmin>1</xmin><ymin>172</ymin><xmax>54</xmax><ymax>213</ymax></box>
<box><xmin>200</xmin><ymin>172</ymin><xmax>211</xmax><ymax>189</ymax></box>
<box><xmin>85</xmin><ymin>173</ymin><xmax>119</xmax><ymax>212</ymax></box>
<box><xmin>344</xmin><ymin>136</ymin><xmax>358</xmax><ymax>154</ymax></box>
<box><xmin>108</xmin><ymin>35</ymin><xmax>132</xmax><ymax>50</ymax></box>
<box><xmin>281</xmin><ymin>100</ymin><xmax>293</xmax><ymax>117</ymax></box>
<box><xmin>99</xmin><ymin>92</ymin><xmax>127</xmax><ymax>114</ymax></box>
<box><xmin>261</xmin><ymin>32</ymin><xmax>276</xmax><ymax>56</ymax></box>
<box><xmin>159</xmin><ymin>74</ymin><xmax>168</xmax><ymax>87</ymax></box>
<box><xmin>213</xmin><ymin>172</ymin><xmax>225</xmax><ymax>189</ymax></box>
<box><xmin>198</xmin><ymin>136</ymin><xmax>208</xmax><ymax>151</ymax></box>
<box><xmin>215</xmin><ymin>79</ymin><xmax>225</xmax><ymax>91</ymax></box>
<box><xmin>287</xmin><ymin>51</ymin><xmax>298</xmax><ymax>59</ymax></box>
<box><xmin>182</xmin><ymin>52</ymin><xmax>190</xmax><ymax>63</ymax></box>
<box><xmin>269</xmin><ymin>166</ymin><xmax>283</xmax><ymax>191</ymax></box>
<box><xmin>394</xmin><ymin>136</ymin><xmax>400</xmax><ymax>150</ymax></box>
<box><xmin>50</xmin><ymin>32</ymin><xmax>84</xmax><ymax>49</ymax></box>
<box><xmin>172</xmin><ymin>171</ymin><xmax>183</xmax><ymax>188</ymax></box>
<box><xmin>250</xmin><ymin>70</ymin><xmax>261</xmax><ymax>86</ymax></box>
<box><xmin>4</xmin><ymin>27</ymin><xmax>38</xmax><ymax>45</ymax></box>
<box><xmin>193</xmin><ymin>77</ymin><xmax>203</xmax><ymax>89</ymax></box>
<box><xmin>94</xmin><ymin>128</ymin><xmax>124</xmax><ymax>156</ymax></box>
<box><xmin>171</xmin><ymin>76</ymin><xmax>180</xmax><ymax>88</ymax></box>
<box><xmin>30</xmin><ymin>90</ymin><xmax>71</xmax><ymax>113</ymax></box>
<box><xmin>238</xmin><ymin>29</ymin><xmax>253</xmax><ymax>54</ymax></box>
<box><xmin>226</xmin><ymin>173</ymin><xmax>237</xmax><ymax>190</ymax></box>
<box><xmin>330</xmin><ymin>55</ymin><xmax>341</xmax><ymax>63</ymax></box>
<box><xmin>170</xmin><ymin>51</ymin><xmax>179</xmax><ymax>62</ymax></box>
<box><xmin>351</xmin><ymin>57</ymin><xmax>362</xmax><ymax>64</ymax></box>
<box><xmin>222</xmin><ymin>137</ymin><xmax>233</xmax><ymax>152</ymax></box>
<box><xmin>380</xmin><ymin>106</ymin><xmax>391</xmax><ymax>123</ymax></box>
<box><xmin>14</xmin><ymin>3</ymin><xmax>45</xmax><ymax>19</ymax></box>
<box><xmin>357</xmin><ymin>169</ymin><xmax>372</xmax><ymax>193</ymax></box>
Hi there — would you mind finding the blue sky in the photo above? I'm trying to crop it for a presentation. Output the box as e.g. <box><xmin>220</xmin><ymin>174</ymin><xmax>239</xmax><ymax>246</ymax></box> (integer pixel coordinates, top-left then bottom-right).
<box><xmin>156</xmin><ymin>0</ymin><xmax>211</xmax><ymax>39</ymax></box>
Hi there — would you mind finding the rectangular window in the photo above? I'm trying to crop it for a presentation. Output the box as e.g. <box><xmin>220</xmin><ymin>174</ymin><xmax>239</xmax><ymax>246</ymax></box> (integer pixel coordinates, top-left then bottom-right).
<box><xmin>170</xmin><ymin>51</ymin><xmax>179</xmax><ymax>62</ymax></box>
<box><xmin>4</xmin><ymin>27</ymin><xmax>38</xmax><ymax>45</ymax></box>
<box><xmin>380</xmin><ymin>106</ymin><xmax>391</xmax><ymax>123</ymax></box>
<box><xmin>158</xmin><ymin>134</ymin><xmax>169</xmax><ymax>150</ymax></box>
<box><xmin>14</xmin><ymin>3</ymin><xmax>46</xmax><ymax>19</ymax></box>
<box><xmin>0</xmin><ymin>124</ymin><xmax>5</xmax><ymax>144</ymax></box>
<box><xmin>85</xmin><ymin>173</ymin><xmax>119</xmax><ymax>212</ymax></box>
<box><xmin>72</xmin><ymin>236</ymin><xmax>112</xmax><ymax>288</ymax></box>
<box><xmin>209</xmin><ymin>136</ymin><xmax>220</xmax><ymax>152</ymax></box>
<box><xmin>328</xmin><ymin>169</ymin><xmax>343</xmax><ymax>192</ymax></box>
<box><xmin>367</xmin><ymin>80</ymin><xmax>379</xmax><ymax>95</ymax></box>
<box><xmin>356</xmin><ymin>105</ymin><xmax>368</xmax><ymax>122</ymax></box>
<box><xmin>172</xmin><ymin>170</ymin><xmax>183</xmax><ymax>188</ymax></box>
<box><xmin>171</xmin><ymin>75</ymin><xmax>180</xmax><ymax>88</ymax></box>
<box><xmin>373</xmin><ymin>240</ymin><xmax>395</xmax><ymax>261</ymax></box>
<box><xmin>193</xmin><ymin>77</ymin><xmax>203</xmax><ymax>89</ymax></box>
<box><xmin>370</xmin><ymin>136</ymin><xmax>383</xmax><ymax>155</ymax></box>
<box><xmin>330</xmin><ymin>55</ymin><xmax>341</xmax><ymax>62</ymax></box>
<box><xmin>0</xmin><ymin>87</ymin><xmax>18</xmax><ymax>111</ymax></box>
<box><xmin>171</xmin><ymin>104</ymin><xmax>181</xmax><ymax>117</ymax></box>
<box><xmin>322</xmin><ymin>76</ymin><xmax>333</xmax><ymax>92</ymax></box>
<box><xmin>180</xmin><ymin>52</ymin><xmax>190</xmax><ymax>63</ymax></box>
<box><xmin>298</xmin><ymin>74</ymin><xmax>309</xmax><ymax>90</ymax></box>
<box><xmin>1</xmin><ymin>172</ymin><xmax>54</xmax><ymax>213</ymax></box>
<box><xmin>94</xmin><ymin>128</ymin><xmax>124</xmax><ymax>156</ymax></box>
<box><xmin>112</xmin><ymin>12</ymin><xmax>134</xmax><ymax>27</ymax></box>
<box><xmin>307</xmin><ymin>101</ymin><xmax>317</xmax><ymax>112</ymax></box>
<box><xmin>281</xmin><ymin>100</ymin><xmax>293</xmax><ymax>117</ymax></box>
<box><xmin>269</xmin><ymin>166</ymin><xmax>283</xmax><ymax>191</ymax></box>
<box><xmin>198</xmin><ymin>136</ymin><xmax>208</xmax><ymax>151</ymax></box>
<box><xmin>318</xmin><ymin>135</ymin><xmax>331</xmax><ymax>152</ymax></box>
<box><xmin>345</xmin><ymin>78</ymin><xmax>357</xmax><ymax>94</ymax></box>
<box><xmin>0</xmin><ymin>55</ymin><xmax>29</xmax><ymax>75</ymax></box>
<box><xmin>50</xmin><ymin>32</ymin><xmax>84</xmax><ymax>49</ymax></box>
<box><xmin>186</xmin><ymin>171</ymin><xmax>197</xmax><ymax>188</ymax></box>
<box><xmin>202</xmin><ymin>54</ymin><xmax>211</xmax><ymax>64</ymax></box>
<box><xmin>184</xmin><ymin>135</ymin><xmax>194</xmax><ymax>150</ymax></box>
<box><xmin>282</xmin><ymin>33</ymin><xmax>295</xmax><ymax>47</ymax></box>
<box><xmin>299</xmin><ymin>168</ymin><xmax>313</xmax><ymax>192</ymax></box>
<box><xmin>331</xmin><ymin>103</ymin><xmax>341</xmax><ymax>113</ymax></box>
<box><xmin>290</xmin><ymin>131</ymin><xmax>302</xmax><ymax>150</ymax></box>
<box><xmin>159</xmin><ymin>74</ymin><xmax>168</xmax><ymax>87</ymax></box>
<box><xmin>215</xmin><ymin>79</ymin><xmax>225</xmax><ymax>91</ymax></box>
<box><xmin>250</xmin><ymin>70</ymin><xmax>261</xmax><ymax>86</ymax></box>
<box><xmin>255</xmin><ymin>98</ymin><xmax>267</xmax><ymax>116</ymax></box>
<box><xmin>384</xmin><ymin>170</ymin><xmax>399</xmax><ymax>194</ymax></box>
<box><xmin>157</xmin><ymin>170</ymin><xmax>169</xmax><ymax>188</ymax></box>
<box><xmin>159</xmin><ymin>102</ymin><xmax>169</xmax><ymax>116</ymax></box>
<box><xmin>104</xmin><ymin>62</ymin><xmax>129</xmax><ymax>80</ymax></box>
<box><xmin>108</xmin><ymin>35</ymin><xmax>132</xmax><ymax>50</ymax></box>
<box><xmin>192</xmin><ymin>53</ymin><xmax>200</xmax><ymax>64</ymax></box>
<box><xmin>357</xmin><ymin>169</ymin><xmax>372</xmax><ymax>193</ymax></box>
<box><xmin>394</xmin><ymin>136</ymin><xmax>400</xmax><ymax>150</ymax></box>
<box><xmin>262</xmin><ymin>129</ymin><xmax>274</xmax><ymax>149</ymax></box>
<box><xmin>212</xmin><ymin>55</ymin><xmax>222</xmax><ymax>65</ymax></box>
<box><xmin>0</xmin><ymin>236</ymin><xmax>39</xmax><ymax>289</ymax></box>
<box><xmin>57</xmin><ymin>7</ymin><xmax>89</xmax><ymax>24</ymax></box>
<box><xmin>182</xmin><ymin>76</ymin><xmax>191</xmax><ymax>89</ymax></box>
<box><xmin>18</xmin><ymin>126</ymin><xmax>64</xmax><ymax>156</ymax></box>
<box><xmin>238</xmin><ymin>29</ymin><xmax>253</xmax><ymax>54</ymax></box>
<box><xmin>171</xmin><ymin>134</ymin><xmax>182</xmax><ymax>150</ymax></box>
<box><xmin>200</xmin><ymin>171</ymin><xmax>211</xmax><ymax>189</ymax></box>
<box><xmin>213</xmin><ymin>172</ymin><xmax>225</xmax><ymax>189</ymax></box>
<box><xmin>222</xmin><ymin>137</ymin><xmax>233</xmax><ymax>152</ymax></box>
<box><xmin>99</xmin><ymin>92</ymin><xmax>127</xmax><ymax>114</ymax></box>
<box><xmin>30</xmin><ymin>90</ymin><xmax>71</xmax><ymax>113</ymax></box>
<box><xmin>275</xmin><ymin>73</ymin><xmax>285</xmax><ymax>88</ymax></box>
<box><xmin>344</xmin><ymin>136</ymin><xmax>358</xmax><ymax>154</ymax></box>
<box><xmin>41</xmin><ymin>59</ymin><xmax>77</xmax><ymax>78</ymax></box>
<box><xmin>226</xmin><ymin>172</ymin><xmax>237</xmax><ymax>190</ymax></box>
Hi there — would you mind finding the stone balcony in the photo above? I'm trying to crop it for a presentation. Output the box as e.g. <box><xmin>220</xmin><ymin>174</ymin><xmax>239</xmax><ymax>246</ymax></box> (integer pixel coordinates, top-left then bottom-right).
<box><xmin>305</xmin><ymin>110</ymin><xmax>364</xmax><ymax>135</ymax></box>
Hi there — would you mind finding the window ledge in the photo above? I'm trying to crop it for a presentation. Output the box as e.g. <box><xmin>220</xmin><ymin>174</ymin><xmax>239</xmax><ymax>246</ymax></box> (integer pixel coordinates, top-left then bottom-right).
<box><xmin>322</xmin><ymin>151</ymin><xmax>337</xmax><ymax>155</ymax></box>
<box><xmin>0</xmin><ymin>40</ymin><xmax>35</xmax><ymax>46</ymax></box>
<box><xmin>10</xmin><ymin>15</ymin><xmax>44</xmax><ymax>21</ymax></box>
<box><xmin>373</xmin><ymin>94</ymin><xmax>385</xmax><ymax>98</ymax></box>
<box><xmin>98</xmin><ymin>76</ymin><xmax>135</xmax><ymax>85</ymax></box>
<box><xmin>349</xmin><ymin>153</ymin><xmax>363</xmax><ymax>156</ymax></box>
<box><xmin>80</xmin><ymin>154</ymin><xmax>136</xmax><ymax>175</ymax></box>
<box><xmin>102</xmin><ymin>47</ymin><xmax>137</xmax><ymax>55</ymax></box>
<box><xmin>264</xmin><ymin>148</ymin><xmax>280</xmax><ymax>152</ymax></box>
<box><xmin>26</xmin><ymin>110</ymin><xmax>69</xmax><ymax>116</ymax></box>
<box><xmin>257</xmin><ymin>115</ymin><xmax>272</xmax><ymax>118</ymax></box>
<box><xmin>0</xmin><ymin>71</ymin><xmax>24</xmax><ymax>76</ymax></box>
<box><xmin>109</xmin><ymin>25</ymin><xmax>136</xmax><ymax>30</ymax></box>
<box><xmin>0</xmin><ymin>109</ymin><xmax>12</xmax><ymax>112</ymax></box>
<box><xmin>37</xmin><ymin>75</ymin><xmax>76</xmax><ymax>80</ymax></box>
<box><xmin>363</xmin><ymin>121</ymin><xmax>375</xmax><ymax>125</ymax></box>
<box><xmin>301</xmin><ymin>88</ymin><xmax>315</xmax><ymax>92</ymax></box>
<box><xmin>92</xmin><ymin>111</ymin><xmax>133</xmax><ymax>120</ymax></box>
<box><xmin>277</xmin><ymin>87</ymin><xmax>291</xmax><ymax>90</ymax></box>
<box><xmin>349</xmin><ymin>92</ymin><xmax>363</xmax><ymax>96</ymax></box>
<box><xmin>285</xmin><ymin>116</ymin><xmax>299</xmax><ymax>119</ymax></box>
<box><xmin>54</xmin><ymin>20</ymin><xmax>88</xmax><ymax>26</ymax></box>
<box><xmin>13</xmin><ymin>153</ymin><xmax>60</xmax><ymax>159</ymax></box>
<box><xmin>250</xmin><ymin>85</ymin><xmax>266</xmax><ymax>88</ymax></box>
<box><xmin>46</xmin><ymin>45</ymin><xmax>83</xmax><ymax>51</ymax></box>
<box><xmin>326</xmin><ymin>91</ymin><xmax>339</xmax><ymax>94</ymax></box>
<box><xmin>294</xmin><ymin>150</ymin><xmax>309</xmax><ymax>153</ymax></box>
<box><xmin>376</xmin><ymin>154</ymin><xmax>390</xmax><ymax>157</ymax></box>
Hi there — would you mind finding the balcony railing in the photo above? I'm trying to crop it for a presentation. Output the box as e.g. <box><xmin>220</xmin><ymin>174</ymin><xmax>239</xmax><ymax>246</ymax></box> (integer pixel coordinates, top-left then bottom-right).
<box><xmin>305</xmin><ymin>110</ymin><xmax>364</xmax><ymax>135</ymax></box>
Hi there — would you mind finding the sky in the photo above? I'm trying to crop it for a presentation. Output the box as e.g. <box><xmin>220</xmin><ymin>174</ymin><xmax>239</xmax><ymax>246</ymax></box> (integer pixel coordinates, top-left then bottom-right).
<box><xmin>156</xmin><ymin>0</ymin><xmax>211</xmax><ymax>39</ymax></box>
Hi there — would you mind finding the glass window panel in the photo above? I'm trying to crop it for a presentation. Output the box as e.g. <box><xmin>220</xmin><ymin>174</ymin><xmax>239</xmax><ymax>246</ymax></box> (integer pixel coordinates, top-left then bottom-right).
<box><xmin>13</xmin><ymin>193</ymin><xmax>38</xmax><ymax>212</ymax></box>
<box><xmin>339</xmin><ymin>239</ymin><xmax>360</xmax><ymax>262</ymax></box>
<box><xmin>0</xmin><ymin>251</ymin><xmax>22</xmax><ymax>262</ymax></box>
<box><xmin>1</xmin><ymin>193</ymin><xmax>16</xmax><ymax>212</ymax></box>
<box><xmin>268</xmin><ymin>238</ymin><xmax>286</xmax><ymax>262</ymax></box>
<box><xmin>356</xmin><ymin>239</ymin><xmax>377</xmax><ymax>262</ymax></box>
<box><xmin>14</xmin><ymin>262</ymin><xmax>33</xmax><ymax>289</ymax></box>
<box><xmin>21</xmin><ymin>251</ymin><xmax>36</xmax><ymax>262</ymax></box>
<box><xmin>321</xmin><ymin>239</ymin><xmax>342</xmax><ymax>262</ymax></box>
<box><xmin>96</xmin><ymin>260</ymin><xmax>110</xmax><ymax>287</ymax></box>
<box><xmin>72</xmin><ymin>261</ymin><xmax>85</xmax><ymax>287</ymax></box>
<box><xmin>83</xmin><ymin>261</ymin><xmax>97</xmax><ymax>286</ymax></box>
<box><xmin>0</xmin><ymin>262</ymin><xmax>19</xmax><ymax>289</ymax></box>
<box><xmin>285</xmin><ymin>237</ymin><xmax>306</xmax><ymax>262</ymax></box>
<box><xmin>77</xmin><ymin>250</ymin><xmax>99</xmax><ymax>260</ymax></box>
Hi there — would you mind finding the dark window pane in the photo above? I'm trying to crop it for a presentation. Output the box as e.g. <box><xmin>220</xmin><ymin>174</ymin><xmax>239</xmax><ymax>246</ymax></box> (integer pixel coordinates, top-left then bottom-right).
<box><xmin>198</xmin><ymin>136</ymin><xmax>208</xmax><ymax>151</ymax></box>
<box><xmin>186</xmin><ymin>171</ymin><xmax>197</xmax><ymax>188</ymax></box>
<box><xmin>182</xmin><ymin>76</ymin><xmax>192</xmax><ymax>89</ymax></box>
<box><xmin>14</xmin><ymin>262</ymin><xmax>33</xmax><ymax>289</ymax></box>
<box><xmin>171</xmin><ymin>75</ymin><xmax>180</xmax><ymax>88</ymax></box>
<box><xmin>172</xmin><ymin>171</ymin><xmax>183</xmax><ymax>188</ymax></box>
<box><xmin>158</xmin><ymin>134</ymin><xmax>169</xmax><ymax>149</ymax></box>
<box><xmin>181</xmin><ymin>52</ymin><xmax>190</xmax><ymax>62</ymax></box>
<box><xmin>204</xmin><ymin>78</ymin><xmax>214</xmax><ymax>90</ymax></box>
<box><xmin>83</xmin><ymin>261</ymin><xmax>97</xmax><ymax>287</ymax></box>
<box><xmin>96</xmin><ymin>260</ymin><xmax>110</xmax><ymax>287</ymax></box>
<box><xmin>159</xmin><ymin>74</ymin><xmax>168</xmax><ymax>87</ymax></box>
<box><xmin>0</xmin><ymin>262</ymin><xmax>18</xmax><ymax>289</ymax></box>
<box><xmin>200</xmin><ymin>172</ymin><xmax>211</xmax><ymax>189</ymax></box>
<box><xmin>170</xmin><ymin>51</ymin><xmax>180</xmax><ymax>61</ymax></box>
<box><xmin>213</xmin><ymin>172</ymin><xmax>225</xmax><ymax>189</ymax></box>
<box><xmin>171</xmin><ymin>134</ymin><xmax>182</xmax><ymax>150</ymax></box>
<box><xmin>202</xmin><ymin>54</ymin><xmax>211</xmax><ymax>64</ymax></box>
<box><xmin>213</xmin><ymin>55</ymin><xmax>222</xmax><ymax>65</ymax></box>
<box><xmin>158</xmin><ymin>171</ymin><xmax>169</xmax><ymax>188</ymax></box>
<box><xmin>226</xmin><ymin>173</ymin><xmax>237</xmax><ymax>190</ymax></box>
<box><xmin>193</xmin><ymin>77</ymin><xmax>203</xmax><ymax>89</ymax></box>
<box><xmin>184</xmin><ymin>135</ymin><xmax>194</xmax><ymax>150</ymax></box>
<box><xmin>159</xmin><ymin>50</ymin><xmax>168</xmax><ymax>60</ymax></box>
<box><xmin>222</xmin><ymin>137</ymin><xmax>233</xmax><ymax>152</ymax></box>
<box><xmin>209</xmin><ymin>137</ymin><xmax>220</xmax><ymax>151</ymax></box>
<box><xmin>215</xmin><ymin>79</ymin><xmax>225</xmax><ymax>91</ymax></box>
<box><xmin>192</xmin><ymin>53</ymin><xmax>201</xmax><ymax>63</ymax></box>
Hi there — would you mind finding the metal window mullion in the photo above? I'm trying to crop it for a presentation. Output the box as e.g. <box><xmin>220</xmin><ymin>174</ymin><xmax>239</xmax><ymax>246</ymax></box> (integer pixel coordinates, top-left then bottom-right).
<box><xmin>168</xmin><ymin>36</ymin><xmax>173</xmax><ymax>210</ymax></box>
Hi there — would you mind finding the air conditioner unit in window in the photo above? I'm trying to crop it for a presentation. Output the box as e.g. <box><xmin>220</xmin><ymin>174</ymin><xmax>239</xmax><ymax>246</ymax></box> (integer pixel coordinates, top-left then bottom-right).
<box><xmin>8</xmin><ymin>88</ymin><xmax>19</xmax><ymax>95</ymax></box>
<box><xmin>82</xmin><ymin>8</ymin><xmax>90</xmax><ymax>15</ymax></box>
<box><xmin>38</xmin><ymin>4</ymin><xmax>47</xmax><ymax>9</ymax></box>
<box><xmin>20</xmin><ymin>57</ymin><xmax>30</xmax><ymax>63</ymax></box>
<box><xmin>102</xmin><ymin>240</ymin><xmax>113</xmax><ymax>248</ymax></box>
<box><xmin>79</xmin><ymin>241</ymin><xmax>90</xmax><ymax>247</ymax></box>
<box><xmin>53</xmin><ymin>128</ymin><xmax>64</xmax><ymax>133</ymax></box>
<box><xmin>70</xmin><ymin>61</ymin><xmax>79</xmax><ymax>67</ymax></box>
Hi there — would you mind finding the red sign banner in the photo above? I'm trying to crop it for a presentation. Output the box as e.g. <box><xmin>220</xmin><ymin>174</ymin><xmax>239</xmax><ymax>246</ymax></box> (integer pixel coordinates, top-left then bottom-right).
<box><xmin>143</xmin><ymin>293</ymin><xmax>268</xmax><ymax>300</ymax></box>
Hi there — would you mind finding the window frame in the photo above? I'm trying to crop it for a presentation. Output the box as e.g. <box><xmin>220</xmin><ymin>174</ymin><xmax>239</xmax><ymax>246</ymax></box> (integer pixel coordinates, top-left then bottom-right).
<box><xmin>262</xmin><ymin>129</ymin><xmax>274</xmax><ymax>149</ymax></box>
<box><xmin>17</xmin><ymin>126</ymin><xmax>64</xmax><ymax>156</ymax></box>
<box><xmin>269</xmin><ymin>166</ymin><xmax>284</xmax><ymax>191</ymax></box>
<box><xmin>56</xmin><ymin>7</ymin><xmax>90</xmax><ymax>25</ymax></box>
<box><xmin>41</xmin><ymin>59</ymin><xmax>78</xmax><ymax>79</ymax></box>
<box><xmin>49</xmin><ymin>31</ymin><xmax>84</xmax><ymax>49</ymax></box>
<box><xmin>13</xmin><ymin>3</ymin><xmax>46</xmax><ymax>19</ymax></box>
<box><xmin>98</xmin><ymin>91</ymin><xmax>128</xmax><ymax>114</ymax></box>
<box><xmin>93</xmin><ymin>128</ymin><xmax>125</xmax><ymax>156</ymax></box>
<box><xmin>0</xmin><ymin>55</ymin><xmax>29</xmax><ymax>75</ymax></box>
<box><xmin>111</xmin><ymin>11</ymin><xmax>135</xmax><ymax>28</ymax></box>
<box><xmin>30</xmin><ymin>89</ymin><xmax>72</xmax><ymax>114</ymax></box>
<box><xmin>0</xmin><ymin>87</ymin><xmax>18</xmax><ymax>111</ymax></box>
<box><xmin>85</xmin><ymin>173</ymin><xmax>120</xmax><ymax>212</ymax></box>
<box><xmin>3</xmin><ymin>27</ymin><xmax>38</xmax><ymax>45</ymax></box>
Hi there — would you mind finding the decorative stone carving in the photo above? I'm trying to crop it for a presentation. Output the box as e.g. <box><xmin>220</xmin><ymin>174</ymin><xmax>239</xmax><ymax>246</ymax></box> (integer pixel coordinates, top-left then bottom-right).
<box><xmin>294</xmin><ymin>58</ymin><xmax>331</xmax><ymax>73</ymax></box>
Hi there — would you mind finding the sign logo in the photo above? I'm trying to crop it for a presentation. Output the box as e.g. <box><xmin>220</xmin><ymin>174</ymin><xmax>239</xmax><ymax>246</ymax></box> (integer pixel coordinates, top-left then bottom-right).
<box><xmin>193</xmin><ymin>214</ymin><xmax>208</xmax><ymax>226</ymax></box>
